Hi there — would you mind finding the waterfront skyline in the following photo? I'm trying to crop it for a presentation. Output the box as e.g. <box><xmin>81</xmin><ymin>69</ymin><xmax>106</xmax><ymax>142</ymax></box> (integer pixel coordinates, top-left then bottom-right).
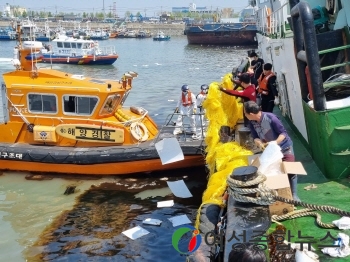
<box><xmin>4</xmin><ymin>0</ymin><xmax>249</xmax><ymax>16</ymax></box>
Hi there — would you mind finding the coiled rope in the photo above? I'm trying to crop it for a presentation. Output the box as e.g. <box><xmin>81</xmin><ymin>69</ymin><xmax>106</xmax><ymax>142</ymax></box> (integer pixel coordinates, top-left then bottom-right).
<box><xmin>226</xmin><ymin>171</ymin><xmax>350</xmax><ymax>228</ymax></box>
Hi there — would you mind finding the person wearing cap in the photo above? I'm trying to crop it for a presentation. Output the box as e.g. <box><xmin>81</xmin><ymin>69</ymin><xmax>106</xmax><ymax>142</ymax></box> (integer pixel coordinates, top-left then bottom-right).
<box><xmin>232</xmin><ymin>68</ymin><xmax>258</xmax><ymax>91</ymax></box>
<box><xmin>192</xmin><ymin>84</ymin><xmax>209</xmax><ymax>139</ymax></box>
<box><xmin>249</xmin><ymin>52</ymin><xmax>264</xmax><ymax>81</ymax></box>
<box><xmin>196</xmin><ymin>84</ymin><xmax>209</xmax><ymax>125</ymax></box>
<box><xmin>257</xmin><ymin>63</ymin><xmax>278</xmax><ymax>113</ymax></box>
<box><xmin>173</xmin><ymin>84</ymin><xmax>197</xmax><ymax>135</ymax></box>
<box><xmin>219</xmin><ymin>73</ymin><xmax>256</xmax><ymax>126</ymax></box>
<box><xmin>243</xmin><ymin>101</ymin><xmax>300</xmax><ymax>201</ymax></box>
<box><xmin>219</xmin><ymin>73</ymin><xmax>256</xmax><ymax>103</ymax></box>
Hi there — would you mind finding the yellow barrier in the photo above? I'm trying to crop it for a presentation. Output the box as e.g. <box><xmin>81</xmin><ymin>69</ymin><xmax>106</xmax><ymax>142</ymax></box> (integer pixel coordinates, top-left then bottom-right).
<box><xmin>195</xmin><ymin>73</ymin><xmax>253</xmax><ymax>228</ymax></box>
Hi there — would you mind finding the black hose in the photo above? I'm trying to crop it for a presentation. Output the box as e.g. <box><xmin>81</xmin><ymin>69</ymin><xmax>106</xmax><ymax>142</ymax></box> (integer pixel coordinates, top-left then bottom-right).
<box><xmin>291</xmin><ymin>1</ymin><xmax>326</xmax><ymax>110</ymax></box>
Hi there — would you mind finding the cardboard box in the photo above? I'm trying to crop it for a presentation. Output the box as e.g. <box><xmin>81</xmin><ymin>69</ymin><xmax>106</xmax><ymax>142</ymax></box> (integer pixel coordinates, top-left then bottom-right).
<box><xmin>248</xmin><ymin>155</ymin><xmax>307</xmax><ymax>216</ymax></box>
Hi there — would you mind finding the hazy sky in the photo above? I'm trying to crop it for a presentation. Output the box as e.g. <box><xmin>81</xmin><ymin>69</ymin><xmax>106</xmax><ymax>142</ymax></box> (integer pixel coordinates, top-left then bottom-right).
<box><xmin>4</xmin><ymin>0</ymin><xmax>248</xmax><ymax>16</ymax></box>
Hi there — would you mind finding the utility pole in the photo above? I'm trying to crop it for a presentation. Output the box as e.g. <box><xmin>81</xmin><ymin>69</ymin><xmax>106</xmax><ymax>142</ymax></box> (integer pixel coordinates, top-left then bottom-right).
<box><xmin>113</xmin><ymin>2</ymin><xmax>117</xmax><ymax>18</ymax></box>
<box><xmin>144</xmin><ymin>8</ymin><xmax>147</xmax><ymax>17</ymax></box>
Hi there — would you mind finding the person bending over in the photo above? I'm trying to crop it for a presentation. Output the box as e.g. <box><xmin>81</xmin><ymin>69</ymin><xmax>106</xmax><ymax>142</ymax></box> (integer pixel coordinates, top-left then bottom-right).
<box><xmin>243</xmin><ymin>101</ymin><xmax>300</xmax><ymax>201</ymax></box>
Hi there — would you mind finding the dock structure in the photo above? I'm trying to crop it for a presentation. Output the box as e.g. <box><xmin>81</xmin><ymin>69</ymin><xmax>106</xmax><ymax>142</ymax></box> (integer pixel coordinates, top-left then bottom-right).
<box><xmin>0</xmin><ymin>21</ymin><xmax>186</xmax><ymax>36</ymax></box>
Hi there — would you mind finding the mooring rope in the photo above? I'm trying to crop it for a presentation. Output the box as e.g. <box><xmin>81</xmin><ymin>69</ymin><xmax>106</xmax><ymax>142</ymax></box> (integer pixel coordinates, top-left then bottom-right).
<box><xmin>226</xmin><ymin>171</ymin><xmax>350</xmax><ymax>228</ymax></box>
<box><xmin>271</xmin><ymin>209</ymin><xmax>336</xmax><ymax>229</ymax></box>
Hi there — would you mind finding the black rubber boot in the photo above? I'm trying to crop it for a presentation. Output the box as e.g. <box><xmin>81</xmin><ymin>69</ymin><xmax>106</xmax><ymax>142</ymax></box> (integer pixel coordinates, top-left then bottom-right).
<box><xmin>289</xmin><ymin>174</ymin><xmax>300</xmax><ymax>201</ymax></box>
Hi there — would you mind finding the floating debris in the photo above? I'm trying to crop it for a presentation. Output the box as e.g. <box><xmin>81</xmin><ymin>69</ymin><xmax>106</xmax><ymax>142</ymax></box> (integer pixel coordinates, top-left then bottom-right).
<box><xmin>64</xmin><ymin>186</ymin><xmax>76</xmax><ymax>195</ymax></box>
<box><xmin>25</xmin><ymin>174</ymin><xmax>53</xmax><ymax>180</ymax></box>
<box><xmin>304</xmin><ymin>184</ymin><xmax>318</xmax><ymax>191</ymax></box>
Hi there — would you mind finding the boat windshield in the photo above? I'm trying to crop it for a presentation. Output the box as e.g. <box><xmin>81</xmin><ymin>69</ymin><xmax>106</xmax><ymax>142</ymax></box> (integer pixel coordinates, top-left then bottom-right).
<box><xmin>99</xmin><ymin>94</ymin><xmax>121</xmax><ymax>116</ymax></box>
<box><xmin>120</xmin><ymin>90</ymin><xmax>130</xmax><ymax>106</ymax></box>
<box><xmin>56</xmin><ymin>42</ymin><xmax>82</xmax><ymax>49</ymax></box>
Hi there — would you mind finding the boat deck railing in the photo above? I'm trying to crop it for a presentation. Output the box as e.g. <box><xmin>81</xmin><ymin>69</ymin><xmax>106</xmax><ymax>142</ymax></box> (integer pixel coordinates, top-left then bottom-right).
<box><xmin>98</xmin><ymin>45</ymin><xmax>117</xmax><ymax>55</ymax></box>
<box><xmin>256</xmin><ymin>1</ymin><xmax>290</xmax><ymax>37</ymax></box>
<box><xmin>154</xmin><ymin>112</ymin><xmax>207</xmax><ymax>148</ymax></box>
<box><xmin>0</xmin><ymin>83</ymin><xmax>8</xmax><ymax>124</ymax></box>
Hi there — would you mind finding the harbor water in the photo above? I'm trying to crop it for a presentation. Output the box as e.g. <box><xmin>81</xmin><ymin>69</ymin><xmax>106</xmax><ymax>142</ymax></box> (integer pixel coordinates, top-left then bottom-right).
<box><xmin>0</xmin><ymin>36</ymin><xmax>249</xmax><ymax>261</ymax></box>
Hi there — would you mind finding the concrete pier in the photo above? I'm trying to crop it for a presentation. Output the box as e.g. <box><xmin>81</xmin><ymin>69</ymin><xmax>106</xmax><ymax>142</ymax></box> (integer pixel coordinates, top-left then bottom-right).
<box><xmin>0</xmin><ymin>21</ymin><xmax>186</xmax><ymax>36</ymax></box>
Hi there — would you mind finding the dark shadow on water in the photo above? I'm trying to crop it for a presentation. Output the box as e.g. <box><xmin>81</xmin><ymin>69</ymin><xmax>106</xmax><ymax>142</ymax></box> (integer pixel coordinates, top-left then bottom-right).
<box><xmin>27</xmin><ymin>167</ymin><xmax>208</xmax><ymax>262</ymax></box>
<box><xmin>184</xmin><ymin>44</ymin><xmax>258</xmax><ymax>52</ymax></box>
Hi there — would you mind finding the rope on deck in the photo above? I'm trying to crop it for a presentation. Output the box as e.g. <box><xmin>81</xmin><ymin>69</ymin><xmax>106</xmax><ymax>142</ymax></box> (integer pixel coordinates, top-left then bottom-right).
<box><xmin>226</xmin><ymin>171</ymin><xmax>350</xmax><ymax>229</ymax></box>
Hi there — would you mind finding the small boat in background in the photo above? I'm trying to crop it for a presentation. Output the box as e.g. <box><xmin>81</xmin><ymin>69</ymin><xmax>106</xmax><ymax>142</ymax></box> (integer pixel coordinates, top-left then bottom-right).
<box><xmin>153</xmin><ymin>31</ymin><xmax>170</xmax><ymax>41</ymax></box>
<box><xmin>35</xmin><ymin>20</ymin><xmax>54</xmax><ymax>42</ymax></box>
<box><xmin>109</xmin><ymin>31</ymin><xmax>118</xmax><ymax>38</ymax></box>
<box><xmin>89</xmin><ymin>28</ymin><xmax>109</xmax><ymax>40</ymax></box>
<box><xmin>0</xmin><ymin>27</ymin><xmax>17</xmax><ymax>40</ymax></box>
<box><xmin>124</xmin><ymin>30</ymin><xmax>137</xmax><ymax>38</ymax></box>
<box><xmin>20</xmin><ymin>19</ymin><xmax>38</xmax><ymax>41</ymax></box>
<box><xmin>137</xmin><ymin>30</ymin><xmax>152</xmax><ymax>38</ymax></box>
<box><xmin>40</xmin><ymin>34</ymin><xmax>118</xmax><ymax>65</ymax></box>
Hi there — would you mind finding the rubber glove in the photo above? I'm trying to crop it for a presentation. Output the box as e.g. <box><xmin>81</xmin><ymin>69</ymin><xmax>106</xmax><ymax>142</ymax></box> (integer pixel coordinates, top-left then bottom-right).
<box><xmin>174</xmin><ymin>107</ymin><xmax>179</xmax><ymax>113</ymax></box>
<box><xmin>257</xmin><ymin>141</ymin><xmax>266</xmax><ymax>151</ymax></box>
<box><xmin>193</xmin><ymin>108</ymin><xmax>197</xmax><ymax>114</ymax></box>
<box><xmin>274</xmin><ymin>97</ymin><xmax>280</xmax><ymax>105</ymax></box>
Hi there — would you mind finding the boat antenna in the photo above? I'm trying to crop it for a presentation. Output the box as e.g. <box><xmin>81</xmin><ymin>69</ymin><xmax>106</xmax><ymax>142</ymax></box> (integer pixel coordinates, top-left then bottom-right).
<box><xmin>16</xmin><ymin>21</ymin><xmax>21</xmax><ymax>49</ymax></box>
<box><xmin>49</xmin><ymin>34</ymin><xmax>53</xmax><ymax>70</ymax></box>
<box><xmin>29</xmin><ymin>19</ymin><xmax>37</xmax><ymax>75</ymax></box>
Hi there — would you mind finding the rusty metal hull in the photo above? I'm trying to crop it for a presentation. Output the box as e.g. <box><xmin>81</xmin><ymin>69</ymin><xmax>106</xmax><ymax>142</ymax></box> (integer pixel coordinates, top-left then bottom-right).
<box><xmin>185</xmin><ymin>23</ymin><xmax>258</xmax><ymax>46</ymax></box>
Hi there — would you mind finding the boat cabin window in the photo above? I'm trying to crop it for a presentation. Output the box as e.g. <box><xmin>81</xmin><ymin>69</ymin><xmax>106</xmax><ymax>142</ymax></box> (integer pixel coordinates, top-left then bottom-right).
<box><xmin>63</xmin><ymin>95</ymin><xmax>98</xmax><ymax>116</ymax></box>
<box><xmin>120</xmin><ymin>90</ymin><xmax>130</xmax><ymax>106</ymax></box>
<box><xmin>99</xmin><ymin>94</ymin><xmax>121</xmax><ymax>116</ymax></box>
<box><xmin>57</xmin><ymin>42</ymin><xmax>63</xmax><ymax>48</ymax></box>
<box><xmin>28</xmin><ymin>94</ymin><xmax>57</xmax><ymax>114</ymax></box>
<box><xmin>82</xmin><ymin>43</ymin><xmax>90</xmax><ymax>49</ymax></box>
<box><xmin>77</xmin><ymin>43</ymin><xmax>82</xmax><ymax>49</ymax></box>
<box><xmin>71</xmin><ymin>42</ymin><xmax>77</xmax><ymax>49</ymax></box>
<box><xmin>64</xmin><ymin>42</ymin><xmax>71</xmax><ymax>48</ymax></box>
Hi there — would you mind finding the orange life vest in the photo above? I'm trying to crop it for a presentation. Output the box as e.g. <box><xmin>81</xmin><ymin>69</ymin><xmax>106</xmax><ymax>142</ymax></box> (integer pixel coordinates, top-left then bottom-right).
<box><xmin>182</xmin><ymin>91</ymin><xmax>193</xmax><ymax>106</ymax></box>
<box><xmin>258</xmin><ymin>72</ymin><xmax>275</xmax><ymax>95</ymax></box>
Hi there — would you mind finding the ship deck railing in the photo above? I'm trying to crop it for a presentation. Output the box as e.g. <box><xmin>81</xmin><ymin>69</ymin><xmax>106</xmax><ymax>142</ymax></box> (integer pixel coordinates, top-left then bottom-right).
<box><xmin>98</xmin><ymin>45</ymin><xmax>117</xmax><ymax>55</ymax></box>
<box><xmin>256</xmin><ymin>1</ymin><xmax>290</xmax><ymax>38</ymax></box>
<box><xmin>154</xmin><ymin>112</ymin><xmax>207</xmax><ymax>147</ymax></box>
